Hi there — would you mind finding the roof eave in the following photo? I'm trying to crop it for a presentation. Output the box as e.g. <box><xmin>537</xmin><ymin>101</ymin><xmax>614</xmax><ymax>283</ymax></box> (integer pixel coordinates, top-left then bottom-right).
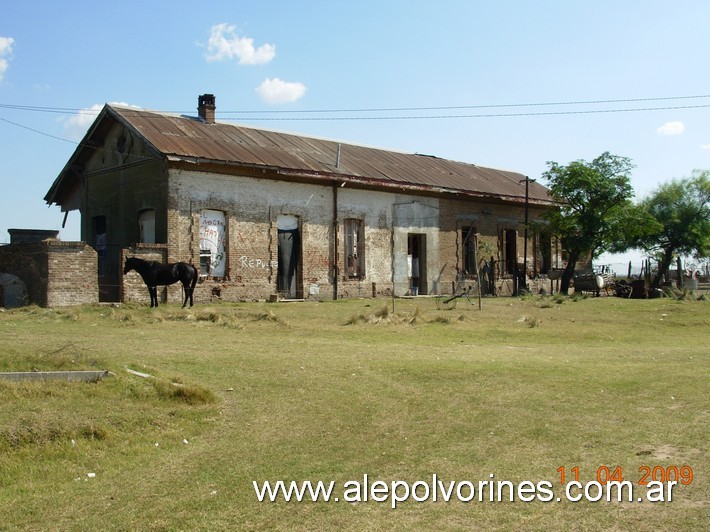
<box><xmin>165</xmin><ymin>155</ymin><xmax>558</xmax><ymax>207</ymax></box>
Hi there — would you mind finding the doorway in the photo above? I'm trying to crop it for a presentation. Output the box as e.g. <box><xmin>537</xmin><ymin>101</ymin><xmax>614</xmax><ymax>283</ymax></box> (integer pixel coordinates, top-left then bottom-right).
<box><xmin>503</xmin><ymin>229</ymin><xmax>517</xmax><ymax>275</ymax></box>
<box><xmin>277</xmin><ymin>215</ymin><xmax>302</xmax><ymax>299</ymax></box>
<box><xmin>407</xmin><ymin>233</ymin><xmax>427</xmax><ymax>295</ymax></box>
<box><xmin>92</xmin><ymin>215</ymin><xmax>120</xmax><ymax>302</ymax></box>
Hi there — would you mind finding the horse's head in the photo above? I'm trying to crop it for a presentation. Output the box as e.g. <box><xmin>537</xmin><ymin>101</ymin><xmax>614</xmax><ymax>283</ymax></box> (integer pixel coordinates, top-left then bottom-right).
<box><xmin>123</xmin><ymin>257</ymin><xmax>137</xmax><ymax>275</ymax></box>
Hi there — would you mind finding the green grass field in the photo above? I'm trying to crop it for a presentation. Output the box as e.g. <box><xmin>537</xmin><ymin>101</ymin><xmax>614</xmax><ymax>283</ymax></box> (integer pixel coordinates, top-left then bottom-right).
<box><xmin>0</xmin><ymin>296</ymin><xmax>707</xmax><ymax>530</ymax></box>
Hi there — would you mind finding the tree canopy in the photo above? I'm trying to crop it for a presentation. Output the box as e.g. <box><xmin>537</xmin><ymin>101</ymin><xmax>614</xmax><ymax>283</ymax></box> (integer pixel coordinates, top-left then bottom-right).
<box><xmin>631</xmin><ymin>170</ymin><xmax>710</xmax><ymax>288</ymax></box>
<box><xmin>542</xmin><ymin>152</ymin><xmax>646</xmax><ymax>294</ymax></box>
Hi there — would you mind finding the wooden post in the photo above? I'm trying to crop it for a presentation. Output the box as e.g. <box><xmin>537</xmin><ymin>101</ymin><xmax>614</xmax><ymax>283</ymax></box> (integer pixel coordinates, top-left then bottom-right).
<box><xmin>473</xmin><ymin>234</ymin><xmax>482</xmax><ymax>310</ymax></box>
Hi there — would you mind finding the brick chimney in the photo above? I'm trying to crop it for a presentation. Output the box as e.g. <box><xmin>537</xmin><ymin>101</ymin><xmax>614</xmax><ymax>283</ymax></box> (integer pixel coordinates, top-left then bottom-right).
<box><xmin>198</xmin><ymin>94</ymin><xmax>216</xmax><ymax>124</ymax></box>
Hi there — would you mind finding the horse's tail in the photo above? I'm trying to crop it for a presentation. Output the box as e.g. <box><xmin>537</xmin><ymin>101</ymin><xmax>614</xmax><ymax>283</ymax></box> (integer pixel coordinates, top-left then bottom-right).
<box><xmin>190</xmin><ymin>264</ymin><xmax>198</xmax><ymax>292</ymax></box>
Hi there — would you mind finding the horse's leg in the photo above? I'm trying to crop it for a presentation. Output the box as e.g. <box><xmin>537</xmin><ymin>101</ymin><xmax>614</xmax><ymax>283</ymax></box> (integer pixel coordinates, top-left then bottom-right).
<box><xmin>150</xmin><ymin>286</ymin><xmax>158</xmax><ymax>308</ymax></box>
<box><xmin>181</xmin><ymin>282</ymin><xmax>188</xmax><ymax>308</ymax></box>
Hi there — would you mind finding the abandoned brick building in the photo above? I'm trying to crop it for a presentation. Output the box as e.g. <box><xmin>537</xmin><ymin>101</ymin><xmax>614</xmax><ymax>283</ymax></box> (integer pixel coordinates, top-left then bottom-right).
<box><xmin>38</xmin><ymin>94</ymin><xmax>560</xmax><ymax>305</ymax></box>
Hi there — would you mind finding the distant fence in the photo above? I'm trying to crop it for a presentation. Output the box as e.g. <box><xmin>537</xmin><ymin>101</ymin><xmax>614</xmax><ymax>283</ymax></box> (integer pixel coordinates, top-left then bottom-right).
<box><xmin>597</xmin><ymin>260</ymin><xmax>709</xmax><ymax>282</ymax></box>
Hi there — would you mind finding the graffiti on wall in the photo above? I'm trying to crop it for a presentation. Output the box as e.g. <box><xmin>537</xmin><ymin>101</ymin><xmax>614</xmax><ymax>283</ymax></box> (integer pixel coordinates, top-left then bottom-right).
<box><xmin>240</xmin><ymin>256</ymin><xmax>277</xmax><ymax>270</ymax></box>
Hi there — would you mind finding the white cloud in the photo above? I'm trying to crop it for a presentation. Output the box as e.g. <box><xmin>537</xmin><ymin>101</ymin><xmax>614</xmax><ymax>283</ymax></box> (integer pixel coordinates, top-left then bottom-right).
<box><xmin>63</xmin><ymin>102</ymin><xmax>141</xmax><ymax>140</ymax></box>
<box><xmin>0</xmin><ymin>36</ymin><xmax>15</xmax><ymax>81</ymax></box>
<box><xmin>701</xmin><ymin>144</ymin><xmax>710</xmax><ymax>150</ymax></box>
<box><xmin>206</xmin><ymin>23</ymin><xmax>275</xmax><ymax>65</ymax></box>
<box><xmin>656</xmin><ymin>121</ymin><xmax>685</xmax><ymax>136</ymax></box>
<box><xmin>256</xmin><ymin>78</ymin><xmax>307</xmax><ymax>104</ymax></box>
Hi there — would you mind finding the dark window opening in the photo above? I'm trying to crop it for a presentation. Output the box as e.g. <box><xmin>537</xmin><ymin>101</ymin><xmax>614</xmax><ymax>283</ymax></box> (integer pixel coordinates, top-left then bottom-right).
<box><xmin>461</xmin><ymin>226</ymin><xmax>477</xmax><ymax>276</ymax></box>
<box><xmin>344</xmin><ymin>218</ymin><xmax>364</xmax><ymax>278</ymax></box>
<box><xmin>138</xmin><ymin>209</ymin><xmax>156</xmax><ymax>244</ymax></box>
<box><xmin>199</xmin><ymin>249</ymin><xmax>212</xmax><ymax>276</ymax></box>
<box><xmin>502</xmin><ymin>229</ymin><xmax>517</xmax><ymax>275</ymax></box>
<box><xmin>407</xmin><ymin>233</ymin><xmax>427</xmax><ymax>295</ymax></box>
<box><xmin>539</xmin><ymin>231</ymin><xmax>552</xmax><ymax>274</ymax></box>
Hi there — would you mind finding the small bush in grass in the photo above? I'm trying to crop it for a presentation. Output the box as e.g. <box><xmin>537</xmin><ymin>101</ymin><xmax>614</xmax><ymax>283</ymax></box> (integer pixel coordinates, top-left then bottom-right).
<box><xmin>538</xmin><ymin>298</ymin><xmax>554</xmax><ymax>309</ymax></box>
<box><xmin>78</xmin><ymin>424</ymin><xmax>110</xmax><ymax>441</ymax></box>
<box><xmin>344</xmin><ymin>313</ymin><xmax>367</xmax><ymax>325</ymax></box>
<box><xmin>152</xmin><ymin>379</ymin><xmax>216</xmax><ymax>405</ymax></box>
<box><xmin>251</xmin><ymin>310</ymin><xmax>287</xmax><ymax>326</ymax></box>
<box><xmin>517</xmin><ymin>315</ymin><xmax>541</xmax><ymax>328</ymax></box>
<box><xmin>526</xmin><ymin>316</ymin><xmax>540</xmax><ymax>328</ymax></box>
<box><xmin>374</xmin><ymin>305</ymin><xmax>390</xmax><ymax>318</ymax></box>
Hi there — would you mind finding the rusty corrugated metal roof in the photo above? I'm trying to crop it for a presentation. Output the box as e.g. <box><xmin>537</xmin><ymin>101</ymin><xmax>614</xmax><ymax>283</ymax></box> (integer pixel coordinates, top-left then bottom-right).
<box><xmin>47</xmin><ymin>104</ymin><xmax>556</xmax><ymax>206</ymax></box>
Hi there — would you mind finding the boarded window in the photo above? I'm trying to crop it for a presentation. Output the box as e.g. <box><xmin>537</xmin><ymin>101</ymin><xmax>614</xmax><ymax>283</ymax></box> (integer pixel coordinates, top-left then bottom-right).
<box><xmin>344</xmin><ymin>219</ymin><xmax>364</xmax><ymax>278</ymax></box>
<box><xmin>138</xmin><ymin>209</ymin><xmax>155</xmax><ymax>244</ymax></box>
<box><xmin>199</xmin><ymin>209</ymin><xmax>227</xmax><ymax>277</ymax></box>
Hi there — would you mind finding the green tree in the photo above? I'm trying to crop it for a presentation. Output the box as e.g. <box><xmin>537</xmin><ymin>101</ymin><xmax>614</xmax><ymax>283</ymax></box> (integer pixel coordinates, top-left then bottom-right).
<box><xmin>632</xmin><ymin>170</ymin><xmax>710</xmax><ymax>288</ymax></box>
<box><xmin>542</xmin><ymin>152</ymin><xmax>645</xmax><ymax>294</ymax></box>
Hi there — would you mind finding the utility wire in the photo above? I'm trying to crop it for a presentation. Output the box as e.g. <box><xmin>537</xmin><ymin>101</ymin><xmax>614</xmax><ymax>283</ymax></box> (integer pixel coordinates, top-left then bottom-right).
<box><xmin>223</xmin><ymin>104</ymin><xmax>710</xmax><ymax>121</ymax></box>
<box><xmin>1</xmin><ymin>94</ymin><xmax>710</xmax><ymax>118</ymax></box>
<box><xmin>1</xmin><ymin>94</ymin><xmax>709</xmax><ymax>150</ymax></box>
<box><xmin>0</xmin><ymin>116</ymin><xmax>77</xmax><ymax>145</ymax></box>
<box><xmin>221</xmin><ymin>94</ymin><xmax>710</xmax><ymax>114</ymax></box>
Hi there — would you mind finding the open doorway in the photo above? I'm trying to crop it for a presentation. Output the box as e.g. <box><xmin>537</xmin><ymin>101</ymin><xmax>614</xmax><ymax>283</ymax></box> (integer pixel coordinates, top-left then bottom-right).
<box><xmin>92</xmin><ymin>215</ymin><xmax>120</xmax><ymax>302</ymax></box>
<box><xmin>407</xmin><ymin>233</ymin><xmax>427</xmax><ymax>295</ymax></box>
<box><xmin>503</xmin><ymin>229</ymin><xmax>517</xmax><ymax>275</ymax></box>
<box><xmin>277</xmin><ymin>215</ymin><xmax>302</xmax><ymax>299</ymax></box>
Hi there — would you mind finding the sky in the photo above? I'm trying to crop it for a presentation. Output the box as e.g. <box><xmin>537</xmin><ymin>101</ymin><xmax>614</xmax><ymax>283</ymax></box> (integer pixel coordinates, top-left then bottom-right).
<box><xmin>1</xmin><ymin>1</ymin><xmax>709</xmax><ymax>268</ymax></box>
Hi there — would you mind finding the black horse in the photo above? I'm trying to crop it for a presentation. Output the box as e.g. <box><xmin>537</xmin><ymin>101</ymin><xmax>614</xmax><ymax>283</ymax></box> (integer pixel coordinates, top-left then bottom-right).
<box><xmin>123</xmin><ymin>257</ymin><xmax>198</xmax><ymax>308</ymax></box>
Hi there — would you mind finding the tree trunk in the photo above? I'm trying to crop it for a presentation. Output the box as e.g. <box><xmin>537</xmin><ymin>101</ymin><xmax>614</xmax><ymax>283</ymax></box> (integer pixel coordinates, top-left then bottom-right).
<box><xmin>560</xmin><ymin>253</ymin><xmax>579</xmax><ymax>295</ymax></box>
<box><xmin>651</xmin><ymin>249</ymin><xmax>674</xmax><ymax>289</ymax></box>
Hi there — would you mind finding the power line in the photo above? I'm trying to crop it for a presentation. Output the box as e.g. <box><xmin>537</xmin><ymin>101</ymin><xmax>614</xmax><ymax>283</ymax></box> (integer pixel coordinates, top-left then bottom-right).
<box><xmin>1</xmin><ymin>94</ymin><xmax>710</xmax><ymax>118</ymax></box>
<box><xmin>222</xmin><ymin>103</ymin><xmax>710</xmax><ymax>121</ymax></box>
<box><xmin>0</xmin><ymin>116</ymin><xmax>77</xmax><ymax>145</ymax></box>
<box><xmin>1</xmin><ymin>94</ymin><xmax>709</xmax><ymax>150</ymax></box>
<box><xmin>221</xmin><ymin>94</ymin><xmax>710</xmax><ymax>114</ymax></box>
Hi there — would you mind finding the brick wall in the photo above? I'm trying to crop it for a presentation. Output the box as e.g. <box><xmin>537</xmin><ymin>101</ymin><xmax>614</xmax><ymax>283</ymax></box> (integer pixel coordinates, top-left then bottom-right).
<box><xmin>0</xmin><ymin>241</ymin><xmax>98</xmax><ymax>307</ymax></box>
<box><xmin>46</xmin><ymin>242</ymin><xmax>99</xmax><ymax>307</ymax></box>
<box><xmin>163</xmin><ymin>168</ymin><xmax>557</xmax><ymax>301</ymax></box>
<box><xmin>438</xmin><ymin>197</ymin><xmax>560</xmax><ymax>296</ymax></box>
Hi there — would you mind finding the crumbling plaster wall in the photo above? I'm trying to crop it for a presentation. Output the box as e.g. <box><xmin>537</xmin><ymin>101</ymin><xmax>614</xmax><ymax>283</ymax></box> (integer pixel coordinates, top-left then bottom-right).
<box><xmin>163</xmin><ymin>168</ymin><xmax>554</xmax><ymax>301</ymax></box>
<box><xmin>167</xmin><ymin>169</ymin><xmax>446</xmax><ymax>301</ymax></box>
